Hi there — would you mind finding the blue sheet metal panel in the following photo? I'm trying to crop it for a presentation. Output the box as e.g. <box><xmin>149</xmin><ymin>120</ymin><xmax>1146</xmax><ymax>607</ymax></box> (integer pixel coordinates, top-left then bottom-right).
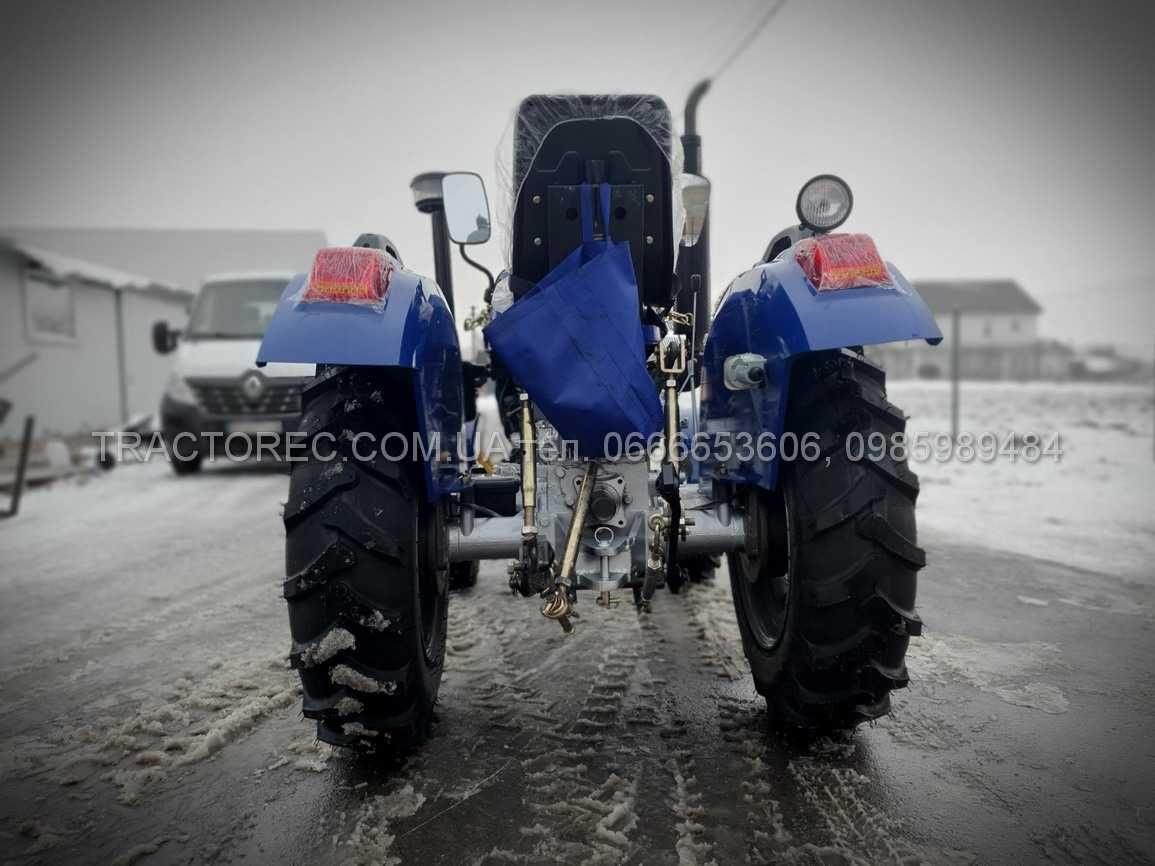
<box><xmin>258</xmin><ymin>271</ymin><xmax>426</xmax><ymax>368</ymax></box>
<box><xmin>257</xmin><ymin>270</ymin><xmax>464</xmax><ymax>500</ymax></box>
<box><xmin>700</xmin><ymin>256</ymin><xmax>941</xmax><ymax>490</ymax></box>
<box><xmin>409</xmin><ymin>293</ymin><xmax>465</xmax><ymax>500</ymax></box>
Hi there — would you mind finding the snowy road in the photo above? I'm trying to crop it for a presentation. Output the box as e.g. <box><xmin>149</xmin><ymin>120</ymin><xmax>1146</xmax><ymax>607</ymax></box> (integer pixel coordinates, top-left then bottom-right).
<box><xmin>1</xmin><ymin>461</ymin><xmax>1154</xmax><ymax>865</ymax></box>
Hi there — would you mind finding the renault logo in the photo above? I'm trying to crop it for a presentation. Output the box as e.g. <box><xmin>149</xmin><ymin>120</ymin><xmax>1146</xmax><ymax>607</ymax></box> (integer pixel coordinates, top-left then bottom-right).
<box><xmin>241</xmin><ymin>372</ymin><xmax>265</xmax><ymax>402</ymax></box>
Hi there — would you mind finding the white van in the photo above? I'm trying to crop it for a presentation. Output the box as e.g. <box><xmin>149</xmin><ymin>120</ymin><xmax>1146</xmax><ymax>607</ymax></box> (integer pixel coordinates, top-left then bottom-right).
<box><xmin>152</xmin><ymin>272</ymin><xmax>312</xmax><ymax>474</ymax></box>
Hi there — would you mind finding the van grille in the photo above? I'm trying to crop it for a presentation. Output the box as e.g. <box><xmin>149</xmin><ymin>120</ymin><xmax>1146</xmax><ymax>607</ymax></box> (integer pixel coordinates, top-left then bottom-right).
<box><xmin>190</xmin><ymin>379</ymin><xmax>303</xmax><ymax>417</ymax></box>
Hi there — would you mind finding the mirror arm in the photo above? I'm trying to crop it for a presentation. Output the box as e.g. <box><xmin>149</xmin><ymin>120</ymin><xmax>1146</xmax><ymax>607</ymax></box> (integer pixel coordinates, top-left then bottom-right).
<box><xmin>457</xmin><ymin>243</ymin><xmax>496</xmax><ymax>302</ymax></box>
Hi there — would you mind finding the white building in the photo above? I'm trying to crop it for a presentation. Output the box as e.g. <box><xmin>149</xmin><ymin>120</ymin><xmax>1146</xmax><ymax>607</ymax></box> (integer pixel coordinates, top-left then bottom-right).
<box><xmin>868</xmin><ymin>279</ymin><xmax>1044</xmax><ymax>380</ymax></box>
<box><xmin>0</xmin><ymin>237</ymin><xmax>192</xmax><ymax>440</ymax></box>
<box><xmin>0</xmin><ymin>227</ymin><xmax>328</xmax><ymax>442</ymax></box>
<box><xmin>3</xmin><ymin>228</ymin><xmax>326</xmax><ymax>297</ymax></box>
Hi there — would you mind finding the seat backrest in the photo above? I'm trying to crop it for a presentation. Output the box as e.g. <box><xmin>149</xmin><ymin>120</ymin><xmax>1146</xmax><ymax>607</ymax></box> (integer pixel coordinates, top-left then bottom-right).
<box><xmin>510</xmin><ymin>94</ymin><xmax>675</xmax><ymax>307</ymax></box>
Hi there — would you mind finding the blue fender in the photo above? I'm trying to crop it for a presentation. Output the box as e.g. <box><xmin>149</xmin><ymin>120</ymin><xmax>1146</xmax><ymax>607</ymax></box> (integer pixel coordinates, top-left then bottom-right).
<box><xmin>700</xmin><ymin>255</ymin><xmax>941</xmax><ymax>490</ymax></box>
<box><xmin>257</xmin><ymin>269</ymin><xmax>464</xmax><ymax>500</ymax></box>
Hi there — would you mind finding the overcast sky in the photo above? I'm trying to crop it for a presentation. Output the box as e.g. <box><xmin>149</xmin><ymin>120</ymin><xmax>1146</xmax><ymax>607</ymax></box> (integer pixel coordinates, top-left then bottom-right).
<box><xmin>2</xmin><ymin>0</ymin><xmax>1152</xmax><ymax>350</ymax></box>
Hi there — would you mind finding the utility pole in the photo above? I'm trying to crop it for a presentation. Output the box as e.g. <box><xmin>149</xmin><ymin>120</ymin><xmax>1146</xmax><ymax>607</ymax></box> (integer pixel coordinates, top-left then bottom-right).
<box><xmin>951</xmin><ymin>307</ymin><xmax>961</xmax><ymax>441</ymax></box>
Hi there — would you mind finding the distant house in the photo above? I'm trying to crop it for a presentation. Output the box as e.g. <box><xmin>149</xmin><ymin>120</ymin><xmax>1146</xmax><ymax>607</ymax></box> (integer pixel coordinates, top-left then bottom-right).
<box><xmin>867</xmin><ymin>279</ymin><xmax>1044</xmax><ymax>380</ymax></box>
<box><xmin>0</xmin><ymin>236</ymin><xmax>192</xmax><ymax>439</ymax></box>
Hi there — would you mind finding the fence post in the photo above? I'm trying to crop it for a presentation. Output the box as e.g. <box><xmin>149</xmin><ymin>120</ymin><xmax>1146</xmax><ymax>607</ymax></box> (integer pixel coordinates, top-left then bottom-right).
<box><xmin>5</xmin><ymin>415</ymin><xmax>34</xmax><ymax>518</ymax></box>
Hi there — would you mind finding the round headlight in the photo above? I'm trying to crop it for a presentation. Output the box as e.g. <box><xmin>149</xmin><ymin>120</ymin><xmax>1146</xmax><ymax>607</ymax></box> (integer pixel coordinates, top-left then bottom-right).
<box><xmin>796</xmin><ymin>174</ymin><xmax>853</xmax><ymax>233</ymax></box>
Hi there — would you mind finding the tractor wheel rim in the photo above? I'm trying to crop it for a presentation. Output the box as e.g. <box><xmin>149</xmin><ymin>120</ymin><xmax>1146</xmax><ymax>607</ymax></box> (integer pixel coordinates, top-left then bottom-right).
<box><xmin>736</xmin><ymin>491</ymin><xmax>791</xmax><ymax>650</ymax></box>
<box><xmin>418</xmin><ymin>507</ymin><xmax>445</xmax><ymax>662</ymax></box>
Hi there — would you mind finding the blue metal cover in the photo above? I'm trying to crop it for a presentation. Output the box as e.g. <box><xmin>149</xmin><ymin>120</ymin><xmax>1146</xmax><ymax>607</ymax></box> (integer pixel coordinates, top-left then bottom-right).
<box><xmin>258</xmin><ymin>269</ymin><xmax>464</xmax><ymax>500</ymax></box>
<box><xmin>700</xmin><ymin>255</ymin><xmax>942</xmax><ymax>490</ymax></box>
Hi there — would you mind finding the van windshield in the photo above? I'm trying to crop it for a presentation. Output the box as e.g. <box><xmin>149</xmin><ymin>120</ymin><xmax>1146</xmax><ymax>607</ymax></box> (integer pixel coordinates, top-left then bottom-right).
<box><xmin>186</xmin><ymin>279</ymin><xmax>287</xmax><ymax>339</ymax></box>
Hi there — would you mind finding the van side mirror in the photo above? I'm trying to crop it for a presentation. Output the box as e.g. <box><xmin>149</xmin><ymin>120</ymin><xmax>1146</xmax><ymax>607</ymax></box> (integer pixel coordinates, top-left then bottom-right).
<box><xmin>681</xmin><ymin>173</ymin><xmax>710</xmax><ymax>247</ymax></box>
<box><xmin>152</xmin><ymin>320</ymin><xmax>179</xmax><ymax>354</ymax></box>
<box><xmin>442</xmin><ymin>172</ymin><xmax>492</xmax><ymax>245</ymax></box>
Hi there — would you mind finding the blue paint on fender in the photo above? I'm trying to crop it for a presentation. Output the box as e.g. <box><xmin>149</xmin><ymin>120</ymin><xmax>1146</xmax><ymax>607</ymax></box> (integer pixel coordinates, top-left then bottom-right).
<box><xmin>258</xmin><ymin>270</ymin><xmax>464</xmax><ymax>500</ymax></box>
<box><xmin>700</xmin><ymin>256</ymin><xmax>941</xmax><ymax>491</ymax></box>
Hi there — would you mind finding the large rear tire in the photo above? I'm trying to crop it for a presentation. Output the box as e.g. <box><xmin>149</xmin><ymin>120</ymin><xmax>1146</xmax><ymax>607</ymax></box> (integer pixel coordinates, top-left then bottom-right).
<box><xmin>170</xmin><ymin>452</ymin><xmax>202</xmax><ymax>475</ymax></box>
<box><xmin>283</xmin><ymin>366</ymin><xmax>448</xmax><ymax>754</ymax></box>
<box><xmin>730</xmin><ymin>351</ymin><xmax>924</xmax><ymax>729</ymax></box>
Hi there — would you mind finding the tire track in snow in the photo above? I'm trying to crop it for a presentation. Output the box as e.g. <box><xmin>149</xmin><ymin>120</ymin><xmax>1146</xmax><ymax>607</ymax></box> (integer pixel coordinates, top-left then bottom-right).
<box><xmin>683</xmin><ymin>578</ymin><xmax>747</xmax><ymax>683</ymax></box>
<box><xmin>693</xmin><ymin>568</ymin><xmax>947</xmax><ymax>866</ymax></box>
<box><xmin>666</xmin><ymin>747</ymin><xmax>716</xmax><ymax>866</ymax></box>
<box><xmin>670</xmin><ymin>576</ymin><xmax>786</xmax><ymax>864</ymax></box>
<box><xmin>715</xmin><ymin>684</ymin><xmax>799</xmax><ymax>863</ymax></box>
<box><xmin>443</xmin><ymin>587</ymin><xmax>559</xmax><ymax>737</ymax></box>
<box><xmin>435</xmin><ymin>593</ymin><xmax>652</xmax><ymax>866</ymax></box>
<box><xmin>386</xmin><ymin>578</ymin><xmax>628</xmax><ymax>865</ymax></box>
<box><xmin>4</xmin><ymin>652</ymin><xmax>297</xmax><ymax>805</ymax></box>
<box><xmin>680</xmin><ymin>571</ymin><xmax>977</xmax><ymax>865</ymax></box>
<box><xmin>322</xmin><ymin>782</ymin><xmax>428</xmax><ymax>866</ymax></box>
<box><xmin>716</xmin><ymin>693</ymin><xmax>976</xmax><ymax>865</ymax></box>
<box><xmin>1030</xmin><ymin>821</ymin><xmax>1153</xmax><ymax>865</ymax></box>
<box><xmin>513</xmin><ymin>608</ymin><xmax>643</xmax><ymax>865</ymax></box>
<box><xmin>313</xmin><ymin>583</ymin><xmax>561</xmax><ymax>866</ymax></box>
<box><xmin>626</xmin><ymin>602</ymin><xmax>720</xmax><ymax>866</ymax></box>
<box><xmin>787</xmin><ymin>748</ymin><xmax>917</xmax><ymax>865</ymax></box>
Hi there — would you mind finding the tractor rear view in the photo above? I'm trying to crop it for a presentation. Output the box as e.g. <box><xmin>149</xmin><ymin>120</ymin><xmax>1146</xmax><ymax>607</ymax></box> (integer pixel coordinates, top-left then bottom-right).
<box><xmin>258</xmin><ymin>92</ymin><xmax>941</xmax><ymax>752</ymax></box>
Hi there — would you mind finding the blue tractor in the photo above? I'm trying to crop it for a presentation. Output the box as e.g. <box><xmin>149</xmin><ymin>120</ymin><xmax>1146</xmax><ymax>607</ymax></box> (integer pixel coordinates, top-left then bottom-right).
<box><xmin>259</xmin><ymin>93</ymin><xmax>941</xmax><ymax>752</ymax></box>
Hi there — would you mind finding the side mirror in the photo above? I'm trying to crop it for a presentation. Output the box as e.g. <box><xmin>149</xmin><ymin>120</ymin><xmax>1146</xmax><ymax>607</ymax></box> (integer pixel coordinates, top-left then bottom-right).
<box><xmin>442</xmin><ymin>172</ymin><xmax>491</xmax><ymax>245</ymax></box>
<box><xmin>152</xmin><ymin>320</ymin><xmax>179</xmax><ymax>354</ymax></box>
<box><xmin>681</xmin><ymin>173</ymin><xmax>710</xmax><ymax>247</ymax></box>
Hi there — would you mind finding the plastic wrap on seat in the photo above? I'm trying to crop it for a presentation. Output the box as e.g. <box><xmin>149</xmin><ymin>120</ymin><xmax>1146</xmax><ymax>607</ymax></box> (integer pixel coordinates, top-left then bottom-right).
<box><xmin>793</xmin><ymin>234</ymin><xmax>891</xmax><ymax>292</ymax></box>
<box><xmin>495</xmin><ymin>93</ymin><xmax>684</xmax><ymax>269</ymax></box>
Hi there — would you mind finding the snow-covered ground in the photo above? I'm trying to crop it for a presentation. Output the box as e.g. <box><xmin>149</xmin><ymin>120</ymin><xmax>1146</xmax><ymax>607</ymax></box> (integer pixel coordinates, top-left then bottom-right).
<box><xmin>889</xmin><ymin>381</ymin><xmax>1155</xmax><ymax>583</ymax></box>
<box><xmin>1</xmin><ymin>399</ymin><xmax>1154</xmax><ymax>863</ymax></box>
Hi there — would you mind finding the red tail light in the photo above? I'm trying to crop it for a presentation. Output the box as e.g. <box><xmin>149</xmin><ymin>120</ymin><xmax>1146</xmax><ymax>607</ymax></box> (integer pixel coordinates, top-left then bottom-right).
<box><xmin>301</xmin><ymin>247</ymin><xmax>394</xmax><ymax>306</ymax></box>
<box><xmin>794</xmin><ymin>233</ymin><xmax>890</xmax><ymax>292</ymax></box>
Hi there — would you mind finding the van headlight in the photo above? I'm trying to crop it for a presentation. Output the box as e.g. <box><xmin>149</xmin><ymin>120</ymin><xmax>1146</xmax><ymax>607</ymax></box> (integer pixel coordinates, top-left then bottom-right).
<box><xmin>165</xmin><ymin>373</ymin><xmax>197</xmax><ymax>405</ymax></box>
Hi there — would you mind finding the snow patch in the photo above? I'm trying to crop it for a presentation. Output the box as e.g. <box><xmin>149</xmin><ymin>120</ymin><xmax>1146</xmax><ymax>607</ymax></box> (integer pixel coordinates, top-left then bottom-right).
<box><xmin>16</xmin><ymin>652</ymin><xmax>299</xmax><ymax>804</ymax></box>
<box><xmin>907</xmin><ymin>632</ymin><xmax>1068</xmax><ymax>714</ymax></box>
<box><xmin>320</xmin><ymin>456</ymin><xmax>349</xmax><ymax>480</ymax></box>
<box><xmin>174</xmin><ymin>688</ymin><xmax>297</xmax><ymax>766</ymax></box>
<box><xmin>889</xmin><ymin>381</ymin><xmax>1155</xmax><ymax>584</ymax></box>
<box><xmin>284</xmin><ymin>737</ymin><xmax>334</xmax><ymax>772</ymax></box>
<box><xmin>111</xmin><ymin>837</ymin><xmax>169</xmax><ymax>866</ymax></box>
<box><xmin>1016</xmin><ymin>595</ymin><xmax>1049</xmax><ymax>606</ymax></box>
<box><xmin>331</xmin><ymin>664</ymin><xmax>397</xmax><ymax>694</ymax></box>
<box><xmin>299</xmin><ymin>628</ymin><xmax>355</xmax><ymax>667</ymax></box>
<box><xmin>668</xmin><ymin>757</ymin><xmax>717</xmax><ymax>866</ymax></box>
<box><xmin>15</xmin><ymin>820</ymin><xmax>67</xmax><ymax>856</ymax></box>
<box><xmin>336</xmin><ymin>696</ymin><xmax>364</xmax><ymax>715</ymax></box>
<box><xmin>991</xmin><ymin>682</ymin><xmax>1069</xmax><ymax>714</ymax></box>
<box><xmin>337</xmin><ymin>783</ymin><xmax>426</xmax><ymax>865</ymax></box>
<box><xmin>1056</xmin><ymin>594</ymin><xmax>1147</xmax><ymax>616</ymax></box>
<box><xmin>357</xmin><ymin>610</ymin><xmax>393</xmax><ymax>632</ymax></box>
